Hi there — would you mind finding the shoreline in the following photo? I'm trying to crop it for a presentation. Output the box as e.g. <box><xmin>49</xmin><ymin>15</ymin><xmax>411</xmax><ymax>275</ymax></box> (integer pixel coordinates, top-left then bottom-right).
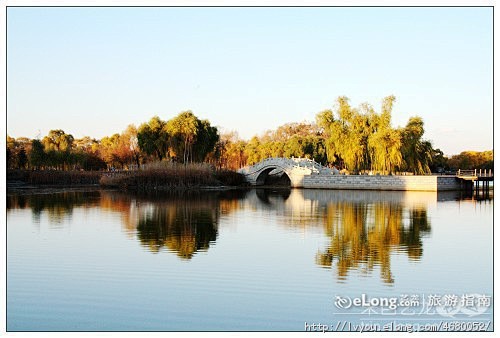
<box><xmin>6</xmin><ymin>180</ymin><xmax>251</xmax><ymax>196</ymax></box>
<box><xmin>7</xmin><ymin>169</ymin><xmax>493</xmax><ymax>194</ymax></box>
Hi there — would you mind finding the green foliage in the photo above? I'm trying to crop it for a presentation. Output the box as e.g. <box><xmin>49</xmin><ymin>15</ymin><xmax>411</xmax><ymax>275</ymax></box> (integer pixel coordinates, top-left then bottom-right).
<box><xmin>318</xmin><ymin>96</ymin><xmax>402</xmax><ymax>173</ymax></box>
<box><xmin>7</xmin><ymin>99</ymin><xmax>492</xmax><ymax>177</ymax></box>
<box><xmin>165</xmin><ymin>111</ymin><xmax>219</xmax><ymax>164</ymax></box>
<box><xmin>400</xmin><ymin>117</ymin><xmax>432</xmax><ymax>174</ymax></box>
<box><xmin>42</xmin><ymin>129</ymin><xmax>74</xmax><ymax>152</ymax></box>
<box><xmin>29</xmin><ymin>139</ymin><xmax>46</xmax><ymax>169</ymax></box>
<box><xmin>192</xmin><ymin>119</ymin><xmax>219</xmax><ymax>163</ymax></box>
<box><xmin>7</xmin><ymin>136</ymin><xmax>31</xmax><ymax>169</ymax></box>
<box><xmin>217</xmin><ymin>132</ymin><xmax>247</xmax><ymax>170</ymax></box>
<box><xmin>137</xmin><ymin>116</ymin><xmax>169</xmax><ymax>161</ymax></box>
<box><xmin>244</xmin><ymin>136</ymin><xmax>262</xmax><ymax>165</ymax></box>
<box><xmin>448</xmin><ymin>150</ymin><xmax>493</xmax><ymax>170</ymax></box>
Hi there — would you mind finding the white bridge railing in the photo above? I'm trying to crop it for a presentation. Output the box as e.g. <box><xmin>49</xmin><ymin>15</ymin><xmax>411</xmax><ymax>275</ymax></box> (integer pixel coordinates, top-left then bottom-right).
<box><xmin>457</xmin><ymin>169</ymin><xmax>493</xmax><ymax>177</ymax></box>
<box><xmin>240</xmin><ymin>157</ymin><xmax>331</xmax><ymax>176</ymax></box>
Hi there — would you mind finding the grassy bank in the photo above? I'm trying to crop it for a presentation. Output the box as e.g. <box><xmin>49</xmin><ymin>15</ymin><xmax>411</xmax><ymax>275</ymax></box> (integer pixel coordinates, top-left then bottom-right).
<box><xmin>100</xmin><ymin>163</ymin><xmax>246</xmax><ymax>191</ymax></box>
<box><xmin>8</xmin><ymin>169</ymin><xmax>103</xmax><ymax>186</ymax></box>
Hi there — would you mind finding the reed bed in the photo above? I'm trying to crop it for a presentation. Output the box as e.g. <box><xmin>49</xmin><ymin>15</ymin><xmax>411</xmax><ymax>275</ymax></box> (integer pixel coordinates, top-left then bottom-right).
<box><xmin>8</xmin><ymin>163</ymin><xmax>246</xmax><ymax>190</ymax></box>
<box><xmin>100</xmin><ymin>162</ymin><xmax>246</xmax><ymax>191</ymax></box>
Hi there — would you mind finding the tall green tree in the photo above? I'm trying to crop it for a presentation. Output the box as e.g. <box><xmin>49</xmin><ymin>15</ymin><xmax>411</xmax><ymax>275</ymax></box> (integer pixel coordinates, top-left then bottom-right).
<box><xmin>42</xmin><ymin>129</ymin><xmax>74</xmax><ymax>152</ymax></box>
<box><xmin>367</xmin><ymin>96</ymin><xmax>402</xmax><ymax>174</ymax></box>
<box><xmin>192</xmin><ymin>119</ymin><xmax>219</xmax><ymax>162</ymax></box>
<box><xmin>166</xmin><ymin>111</ymin><xmax>199</xmax><ymax>163</ymax></box>
<box><xmin>448</xmin><ymin>150</ymin><xmax>493</xmax><ymax>170</ymax></box>
<box><xmin>244</xmin><ymin>136</ymin><xmax>262</xmax><ymax>165</ymax></box>
<box><xmin>41</xmin><ymin>130</ymin><xmax>74</xmax><ymax>169</ymax></box>
<box><xmin>29</xmin><ymin>139</ymin><xmax>46</xmax><ymax>169</ymax></box>
<box><xmin>137</xmin><ymin>116</ymin><xmax>169</xmax><ymax>161</ymax></box>
<box><xmin>166</xmin><ymin>111</ymin><xmax>219</xmax><ymax>164</ymax></box>
<box><xmin>400</xmin><ymin>117</ymin><xmax>432</xmax><ymax>174</ymax></box>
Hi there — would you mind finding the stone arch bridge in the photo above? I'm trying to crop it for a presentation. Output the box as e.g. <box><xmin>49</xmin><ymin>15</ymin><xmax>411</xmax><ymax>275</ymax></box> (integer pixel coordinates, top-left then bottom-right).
<box><xmin>238</xmin><ymin>157</ymin><xmax>338</xmax><ymax>187</ymax></box>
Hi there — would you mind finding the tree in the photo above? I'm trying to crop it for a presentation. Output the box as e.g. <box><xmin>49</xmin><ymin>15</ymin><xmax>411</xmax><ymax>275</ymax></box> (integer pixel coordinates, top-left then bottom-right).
<box><xmin>42</xmin><ymin>129</ymin><xmax>74</xmax><ymax>152</ymax></box>
<box><xmin>137</xmin><ymin>116</ymin><xmax>169</xmax><ymax>161</ymax></box>
<box><xmin>192</xmin><ymin>119</ymin><xmax>219</xmax><ymax>163</ymax></box>
<box><xmin>29</xmin><ymin>139</ymin><xmax>46</xmax><ymax>169</ymax></box>
<box><xmin>165</xmin><ymin>111</ymin><xmax>219</xmax><ymax>164</ymax></box>
<box><xmin>122</xmin><ymin>124</ymin><xmax>141</xmax><ymax>167</ymax></box>
<box><xmin>318</xmin><ymin>97</ymin><xmax>375</xmax><ymax>171</ymax></box>
<box><xmin>100</xmin><ymin>134</ymin><xmax>121</xmax><ymax>169</ymax></box>
<box><xmin>367</xmin><ymin>96</ymin><xmax>402</xmax><ymax>174</ymax></box>
<box><xmin>244</xmin><ymin>136</ymin><xmax>262</xmax><ymax>165</ymax></box>
<box><xmin>7</xmin><ymin>136</ymin><xmax>18</xmax><ymax>169</ymax></box>
<box><xmin>368</xmin><ymin>127</ymin><xmax>402</xmax><ymax>174</ymax></box>
<box><xmin>17</xmin><ymin>148</ymin><xmax>28</xmax><ymax>169</ymax></box>
<box><xmin>166</xmin><ymin>111</ymin><xmax>199</xmax><ymax>163</ymax></box>
<box><xmin>448</xmin><ymin>150</ymin><xmax>493</xmax><ymax>170</ymax></box>
<box><xmin>41</xmin><ymin>130</ymin><xmax>74</xmax><ymax>170</ymax></box>
<box><xmin>400</xmin><ymin>117</ymin><xmax>432</xmax><ymax>174</ymax></box>
<box><xmin>429</xmin><ymin>148</ymin><xmax>448</xmax><ymax>172</ymax></box>
<box><xmin>74</xmin><ymin>136</ymin><xmax>99</xmax><ymax>153</ymax></box>
<box><xmin>217</xmin><ymin>132</ymin><xmax>248</xmax><ymax>170</ymax></box>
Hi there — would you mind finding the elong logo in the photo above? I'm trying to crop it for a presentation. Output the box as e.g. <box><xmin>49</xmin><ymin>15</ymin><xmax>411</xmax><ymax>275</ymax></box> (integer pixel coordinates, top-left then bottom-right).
<box><xmin>334</xmin><ymin>294</ymin><xmax>399</xmax><ymax>310</ymax></box>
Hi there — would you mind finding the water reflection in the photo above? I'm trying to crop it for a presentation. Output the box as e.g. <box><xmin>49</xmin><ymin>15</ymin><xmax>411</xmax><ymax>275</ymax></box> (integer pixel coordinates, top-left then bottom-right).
<box><xmin>7</xmin><ymin>191</ymin><xmax>100</xmax><ymax>224</ymax></box>
<box><xmin>315</xmin><ymin>201</ymin><xmax>431</xmax><ymax>284</ymax></box>
<box><xmin>7</xmin><ymin>188</ymin><xmax>490</xmax><ymax>282</ymax></box>
<box><xmin>251</xmin><ymin>189</ymin><xmax>437</xmax><ymax>283</ymax></box>
<box><xmin>136</xmin><ymin>197</ymin><xmax>218</xmax><ymax>258</ymax></box>
<box><xmin>101</xmin><ymin>190</ymin><xmax>247</xmax><ymax>259</ymax></box>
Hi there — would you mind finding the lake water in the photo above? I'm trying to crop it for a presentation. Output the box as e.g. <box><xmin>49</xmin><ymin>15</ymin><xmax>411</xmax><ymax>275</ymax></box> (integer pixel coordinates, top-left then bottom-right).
<box><xmin>7</xmin><ymin>188</ymin><xmax>493</xmax><ymax>331</ymax></box>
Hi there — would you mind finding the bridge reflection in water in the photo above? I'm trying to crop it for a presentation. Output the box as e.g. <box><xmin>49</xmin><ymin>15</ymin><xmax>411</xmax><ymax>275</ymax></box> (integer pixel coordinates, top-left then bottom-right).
<box><xmin>6</xmin><ymin>188</ymin><xmax>486</xmax><ymax>284</ymax></box>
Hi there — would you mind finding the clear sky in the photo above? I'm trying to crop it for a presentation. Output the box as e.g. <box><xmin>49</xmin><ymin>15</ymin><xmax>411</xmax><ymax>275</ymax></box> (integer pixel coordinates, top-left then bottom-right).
<box><xmin>6</xmin><ymin>6</ymin><xmax>493</xmax><ymax>155</ymax></box>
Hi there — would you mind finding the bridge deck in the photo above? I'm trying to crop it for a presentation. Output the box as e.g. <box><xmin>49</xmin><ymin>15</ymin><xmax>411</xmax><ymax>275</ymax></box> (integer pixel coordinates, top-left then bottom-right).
<box><xmin>457</xmin><ymin>176</ymin><xmax>494</xmax><ymax>182</ymax></box>
<box><xmin>456</xmin><ymin>169</ymin><xmax>494</xmax><ymax>182</ymax></box>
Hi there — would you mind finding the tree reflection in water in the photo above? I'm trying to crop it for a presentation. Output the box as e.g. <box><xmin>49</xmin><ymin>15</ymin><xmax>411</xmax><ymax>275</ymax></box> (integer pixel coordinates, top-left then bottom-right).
<box><xmin>121</xmin><ymin>190</ymin><xmax>247</xmax><ymax>259</ymax></box>
<box><xmin>316</xmin><ymin>201</ymin><xmax>431</xmax><ymax>284</ymax></box>
<box><xmin>7</xmin><ymin>191</ymin><xmax>100</xmax><ymax>225</ymax></box>
<box><xmin>136</xmin><ymin>202</ymin><xmax>218</xmax><ymax>259</ymax></box>
<box><xmin>8</xmin><ymin>189</ymin><xmax>433</xmax><ymax>272</ymax></box>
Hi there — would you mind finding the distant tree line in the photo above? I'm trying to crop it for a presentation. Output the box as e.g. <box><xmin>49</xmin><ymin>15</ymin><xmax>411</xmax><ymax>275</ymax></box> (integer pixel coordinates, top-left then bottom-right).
<box><xmin>6</xmin><ymin>98</ymin><xmax>493</xmax><ymax>174</ymax></box>
<box><xmin>7</xmin><ymin>111</ymin><xmax>219</xmax><ymax>171</ymax></box>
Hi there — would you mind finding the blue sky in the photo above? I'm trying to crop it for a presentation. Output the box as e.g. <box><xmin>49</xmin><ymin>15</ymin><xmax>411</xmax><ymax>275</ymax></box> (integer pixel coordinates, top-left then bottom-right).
<box><xmin>7</xmin><ymin>7</ymin><xmax>493</xmax><ymax>155</ymax></box>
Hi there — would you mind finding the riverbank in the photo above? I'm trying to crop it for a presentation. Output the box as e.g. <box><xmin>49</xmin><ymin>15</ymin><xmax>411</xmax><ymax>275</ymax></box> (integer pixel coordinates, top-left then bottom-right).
<box><xmin>8</xmin><ymin>169</ymin><xmax>102</xmax><ymax>186</ymax></box>
<box><xmin>8</xmin><ymin>165</ymin><xmax>247</xmax><ymax>192</ymax></box>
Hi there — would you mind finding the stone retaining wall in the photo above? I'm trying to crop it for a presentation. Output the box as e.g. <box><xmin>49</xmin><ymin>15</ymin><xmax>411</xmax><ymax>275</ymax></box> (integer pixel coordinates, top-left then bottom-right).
<box><xmin>298</xmin><ymin>174</ymin><xmax>461</xmax><ymax>191</ymax></box>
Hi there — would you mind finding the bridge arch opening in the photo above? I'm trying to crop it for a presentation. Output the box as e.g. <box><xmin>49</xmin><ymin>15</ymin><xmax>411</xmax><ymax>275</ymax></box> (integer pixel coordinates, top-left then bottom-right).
<box><xmin>255</xmin><ymin>167</ymin><xmax>291</xmax><ymax>186</ymax></box>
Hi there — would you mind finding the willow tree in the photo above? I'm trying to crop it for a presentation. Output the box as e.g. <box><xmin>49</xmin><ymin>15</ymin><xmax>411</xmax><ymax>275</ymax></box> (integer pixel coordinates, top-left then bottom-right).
<box><xmin>316</xmin><ymin>97</ymin><xmax>375</xmax><ymax>172</ymax></box>
<box><xmin>29</xmin><ymin>139</ymin><xmax>46</xmax><ymax>169</ymax></box>
<box><xmin>192</xmin><ymin>119</ymin><xmax>219</xmax><ymax>163</ymax></box>
<box><xmin>368</xmin><ymin>127</ymin><xmax>402</xmax><ymax>174</ymax></box>
<box><xmin>41</xmin><ymin>129</ymin><xmax>75</xmax><ymax>170</ymax></box>
<box><xmin>42</xmin><ymin>129</ymin><xmax>74</xmax><ymax>152</ymax></box>
<box><xmin>137</xmin><ymin>116</ymin><xmax>169</xmax><ymax>161</ymax></box>
<box><xmin>367</xmin><ymin>96</ymin><xmax>402</xmax><ymax>174</ymax></box>
<box><xmin>316</xmin><ymin>109</ymin><xmax>338</xmax><ymax>164</ymax></box>
<box><xmin>401</xmin><ymin>117</ymin><xmax>432</xmax><ymax>174</ymax></box>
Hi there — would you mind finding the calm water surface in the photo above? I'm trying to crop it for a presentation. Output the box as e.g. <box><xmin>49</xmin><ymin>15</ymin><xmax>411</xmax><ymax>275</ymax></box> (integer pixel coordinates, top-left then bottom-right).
<box><xmin>7</xmin><ymin>188</ymin><xmax>493</xmax><ymax>331</ymax></box>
